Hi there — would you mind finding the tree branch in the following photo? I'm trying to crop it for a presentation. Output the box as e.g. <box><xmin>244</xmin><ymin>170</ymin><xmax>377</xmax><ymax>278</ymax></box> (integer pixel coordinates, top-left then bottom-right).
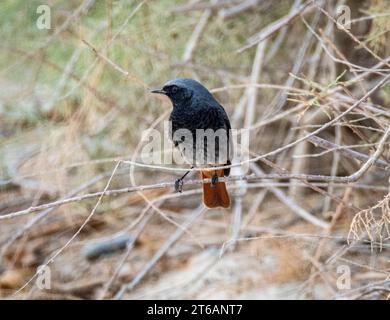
<box><xmin>2</xmin><ymin>125</ymin><xmax>389</xmax><ymax>222</ymax></box>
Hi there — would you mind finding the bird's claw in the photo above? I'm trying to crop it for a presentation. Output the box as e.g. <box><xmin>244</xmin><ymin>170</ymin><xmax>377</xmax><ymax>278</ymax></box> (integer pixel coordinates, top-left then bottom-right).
<box><xmin>175</xmin><ymin>179</ymin><xmax>184</xmax><ymax>193</ymax></box>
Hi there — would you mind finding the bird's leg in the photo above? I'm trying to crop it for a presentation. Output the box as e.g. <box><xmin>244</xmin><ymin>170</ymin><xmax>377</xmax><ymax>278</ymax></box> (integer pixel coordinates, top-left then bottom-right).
<box><xmin>175</xmin><ymin>167</ymin><xmax>193</xmax><ymax>193</ymax></box>
<box><xmin>211</xmin><ymin>173</ymin><xmax>218</xmax><ymax>187</ymax></box>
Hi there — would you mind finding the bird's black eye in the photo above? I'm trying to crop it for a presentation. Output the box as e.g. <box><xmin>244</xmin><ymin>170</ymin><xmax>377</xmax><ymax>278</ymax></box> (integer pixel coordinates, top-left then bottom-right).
<box><xmin>171</xmin><ymin>86</ymin><xmax>178</xmax><ymax>94</ymax></box>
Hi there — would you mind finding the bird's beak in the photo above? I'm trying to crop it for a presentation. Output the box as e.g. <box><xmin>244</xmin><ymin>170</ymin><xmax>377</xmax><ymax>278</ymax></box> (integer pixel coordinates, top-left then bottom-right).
<box><xmin>150</xmin><ymin>88</ymin><xmax>167</xmax><ymax>95</ymax></box>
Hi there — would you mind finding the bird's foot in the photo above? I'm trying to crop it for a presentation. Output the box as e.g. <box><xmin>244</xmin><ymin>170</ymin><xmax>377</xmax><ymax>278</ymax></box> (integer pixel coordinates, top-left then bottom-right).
<box><xmin>211</xmin><ymin>175</ymin><xmax>218</xmax><ymax>187</ymax></box>
<box><xmin>175</xmin><ymin>179</ymin><xmax>184</xmax><ymax>193</ymax></box>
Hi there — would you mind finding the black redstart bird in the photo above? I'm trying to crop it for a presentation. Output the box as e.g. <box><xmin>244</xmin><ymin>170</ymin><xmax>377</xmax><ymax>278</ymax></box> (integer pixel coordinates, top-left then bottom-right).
<box><xmin>151</xmin><ymin>78</ymin><xmax>232</xmax><ymax>208</ymax></box>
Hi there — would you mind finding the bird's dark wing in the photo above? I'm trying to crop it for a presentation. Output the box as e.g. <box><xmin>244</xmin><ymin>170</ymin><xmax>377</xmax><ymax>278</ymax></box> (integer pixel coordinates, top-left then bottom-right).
<box><xmin>220</xmin><ymin>106</ymin><xmax>233</xmax><ymax>177</ymax></box>
<box><xmin>198</xmin><ymin>101</ymin><xmax>233</xmax><ymax>176</ymax></box>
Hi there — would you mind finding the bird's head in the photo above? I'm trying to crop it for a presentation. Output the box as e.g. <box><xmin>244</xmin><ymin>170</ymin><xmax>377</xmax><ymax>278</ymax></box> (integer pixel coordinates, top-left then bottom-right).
<box><xmin>151</xmin><ymin>78</ymin><xmax>213</xmax><ymax>107</ymax></box>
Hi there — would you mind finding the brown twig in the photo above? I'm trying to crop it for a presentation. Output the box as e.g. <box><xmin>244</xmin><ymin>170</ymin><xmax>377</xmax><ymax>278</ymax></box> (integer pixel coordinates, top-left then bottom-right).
<box><xmin>2</xmin><ymin>124</ymin><xmax>389</xmax><ymax>222</ymax></box>
<box><xmin>237</xmin><ymin>0</ymin><xmax>312</xmax><ymax>53</ymax></box>
<box><xmin>114</xmin><ymin>205</ymin><xmax>207</xmax><ymax>299</ymax></box>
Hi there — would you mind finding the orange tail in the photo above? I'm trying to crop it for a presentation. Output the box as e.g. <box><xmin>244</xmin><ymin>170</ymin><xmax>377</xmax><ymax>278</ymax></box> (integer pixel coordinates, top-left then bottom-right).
<box><xmin>201</xmin><ymin>170</ymin><xmax>230</xmax><ymax>209</ymax></box>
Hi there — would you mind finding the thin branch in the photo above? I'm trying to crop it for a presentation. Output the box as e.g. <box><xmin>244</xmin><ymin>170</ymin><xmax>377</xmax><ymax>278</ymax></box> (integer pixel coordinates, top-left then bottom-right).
<box><xmin>218</xmin><ymin>0</ymin><xmax>261</xmax><ymax>20</ymax></box>
<box><xmin>82</xmin><ymin>37</ymin><xmax>147</xmax><ymax>88</ymax></box>
<box><xmin>114</xmin><ymin>205</ymin><xmax>206</xmax><ymax>299</ymax></box>
<box><xmin>2</xmin><ymin>125</ymin><xmax>389</xmax><ymax>221</ymax></box>
<box><xmin>13</xmin><ymin>162</ymin><xmax>122</xmax><ymax>296</ymax></box>
<box><xmin>237</xmin><ymin>0</ymin><xmax>312</xmax><ymax>53</ymax></box>
<box><xmin>250</xmin><ymin>163</ymin><xmax>329</xmax><ymax>228</ymax></box>
<box><xmin>307</xmin><ymin>134</ymin><xmax>389</xmax><ymax>170</ymax></box>
<box><xmin>182</xmin><ymin>3</ymin><xmax>212</xmax><ymax>63</ymax></box>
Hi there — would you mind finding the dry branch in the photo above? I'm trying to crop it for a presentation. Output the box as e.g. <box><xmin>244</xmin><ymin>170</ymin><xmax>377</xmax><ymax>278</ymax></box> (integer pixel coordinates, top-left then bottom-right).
<box><xmin>2</xmin><ymin>125</ymin><xmax>389</xmax><ymax>222</ymax></box>
<box><xmin>237</xmin><ymin>0</ymin><xmax>312</xmax><ymax>53</ymax></box>
<box><xmin>114</xmin><ymin>206</ymin><xmax>206</xmax><ymax>298</ymax></box>
<box><xmin>307</xmin><ymin>134</ymin><xmax>389</xmax><ymax>170</ymax></box>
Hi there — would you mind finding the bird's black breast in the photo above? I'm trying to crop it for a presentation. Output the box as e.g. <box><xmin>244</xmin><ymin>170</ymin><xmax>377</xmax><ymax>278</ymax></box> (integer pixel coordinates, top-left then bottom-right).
<box><xmin>169</xmin><ymin>103</ymin><xmax>228</xmax><ymax>139</ymax></box>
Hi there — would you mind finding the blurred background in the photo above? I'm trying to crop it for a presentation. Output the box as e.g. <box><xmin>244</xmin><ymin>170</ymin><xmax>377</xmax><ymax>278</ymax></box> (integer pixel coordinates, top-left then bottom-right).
<box><xmin>0</xmin><ymin>0</ymin><xmax>389</xmax><ymax>299</ymax></box>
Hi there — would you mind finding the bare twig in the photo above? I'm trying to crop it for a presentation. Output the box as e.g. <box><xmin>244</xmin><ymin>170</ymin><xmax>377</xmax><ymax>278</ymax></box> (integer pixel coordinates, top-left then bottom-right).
<box><xmin>182</xmin><ymin>3</ymin><xmax>213</xmax><ymax>63</ymax></box>
<box><xmin>237</xmin><ymin>0</ymin><xmax>312</xmax><ymax>53</ymax></box>
<box><xmin>13</xmin><ymin>162</ymin><xmax>122</xmax><ymax>296</ymax></box>
<box><xmin>307</xmin><ymin>134</ymin><xmax>389</xmax><ymax>170</ymax></box>
<box><xmin>114</xmin><ymin>205</ymin><xmax>206</xmax><ymax>299</ymax></box>
<box><xmin>244</xmin><ymin>40</ymin><xmax>266</xmax><ymax>128</ymax></box>
<box><xmin>0</xmin><ymin>171</ymin><xmax>115</xmax><ymax>264</ymax></box>
<box><xmin>250</xmin><ymin>163</ymin><xmax>329</xmax><ymax>228</ymax></box>
<box><xmin>3</xmin><ymin>125</ymin><xmax>389</xmax><ymax>222</ymax></box>
<box><xmin>218</xmin><ymin>0</ymin><xmax>261</xmax><ymax>20</ymax></box>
